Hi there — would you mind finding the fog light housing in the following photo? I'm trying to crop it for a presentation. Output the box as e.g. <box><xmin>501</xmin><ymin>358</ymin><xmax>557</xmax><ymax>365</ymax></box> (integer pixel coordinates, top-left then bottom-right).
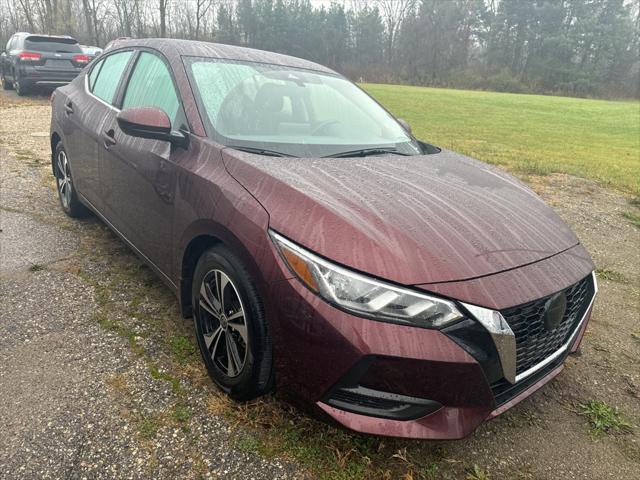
<box><xmin>325</xmin><ymin>385</ymin><xmax>442</xmax><ymax>421</ymax></box>
<box><xmin>322</xmin><ymin>356</ymin><xmax>443</xmax><ymax>421</ymax></box>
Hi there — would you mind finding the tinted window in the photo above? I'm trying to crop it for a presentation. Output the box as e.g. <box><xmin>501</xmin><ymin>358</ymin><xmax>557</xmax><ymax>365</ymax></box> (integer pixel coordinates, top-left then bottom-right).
<box><xmin>24</xmin><ymin>36</ymin><xmax>81</xmax><ymax>53</ymax></box>
<box><xmin>91</xmin><ymin>51</ymin><xmax>133</xmax><ymax>104</ymax></box>
<box><xmin>122</xmin><ymin>52</ymin><xmax>181</xmax><ymax>127</ymax></box>
<box><xmin>88</xmin><ymin>58</ymin><xmax>103</xmax><ymax>90</ymax></box>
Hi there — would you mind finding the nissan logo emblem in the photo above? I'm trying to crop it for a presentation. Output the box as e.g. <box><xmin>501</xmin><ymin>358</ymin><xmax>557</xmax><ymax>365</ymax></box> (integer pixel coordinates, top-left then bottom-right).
<box><xmin>543</xmin><ymin>292</ymin><xmax>567</xmax><ymax>331</ymax></box>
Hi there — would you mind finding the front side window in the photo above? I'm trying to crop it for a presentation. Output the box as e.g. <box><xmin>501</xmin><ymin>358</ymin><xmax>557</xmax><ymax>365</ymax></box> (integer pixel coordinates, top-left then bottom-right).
<box><xmin>91</xmin><ymin>50</ymin><xmax>133</xmax><ymax>104</ymax></box>
<box><xmin>122</xmin><ymin>52</ymin><xmax>181</xmax><ymax>127</ymax></box>
<box><xmin>185</xmin><ymin>57</ymin><xmax>420</xmax><ymax>157</ymax></box>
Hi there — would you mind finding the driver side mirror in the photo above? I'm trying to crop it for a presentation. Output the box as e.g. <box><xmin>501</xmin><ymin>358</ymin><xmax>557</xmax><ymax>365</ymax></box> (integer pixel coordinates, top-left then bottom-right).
<box><xmin>397</xmin><ymin>118</ymin><xmax>412</xmax><ymax>134</ymax></box>
<box><xmin>116</xmin><ymin>106</ymin><xmax>188</xmax><ymax>148</ymax></box>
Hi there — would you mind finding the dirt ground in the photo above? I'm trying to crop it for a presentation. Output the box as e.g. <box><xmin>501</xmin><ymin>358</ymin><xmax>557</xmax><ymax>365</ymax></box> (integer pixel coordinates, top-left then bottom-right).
<box><xmin>0</xmin><ymin>89</ymin><xmax>638</xmax><ymax>480</ymax></box>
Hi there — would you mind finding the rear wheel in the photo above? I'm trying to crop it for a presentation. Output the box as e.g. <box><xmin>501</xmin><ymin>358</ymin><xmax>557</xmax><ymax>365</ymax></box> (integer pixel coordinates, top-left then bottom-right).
<box><xmin>192</xmin><ymin>245</ymin><xmax>273</xmax><ymax>401</ymax></box>
<box><xmin>14</xmin><ymin>74</ymin><xmax>29</xmax><ymax>96</ymax></box>
<box><xmin>54</xmin><ymin>143</ymin><xmax>89</xmax><ymax>218</ymax></box>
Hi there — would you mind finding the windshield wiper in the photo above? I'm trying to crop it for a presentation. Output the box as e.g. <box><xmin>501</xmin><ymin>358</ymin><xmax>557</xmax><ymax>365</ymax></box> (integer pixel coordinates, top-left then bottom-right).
<box><xmin>226</xmin><ymin>145</ymin><xmax>295</xmax><ymax>157</ymax></box>
<box><xmin>325</xmin><ymin>147</ymin><xmax>411</xmax><ymax>158</ymax></box>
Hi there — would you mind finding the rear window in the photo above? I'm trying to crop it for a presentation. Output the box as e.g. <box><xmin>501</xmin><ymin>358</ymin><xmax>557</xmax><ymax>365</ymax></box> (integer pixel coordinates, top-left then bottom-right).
<box><xmin>24</xmin><ymin>36</ymin><xmax>81</xmax><ymax>53</ymax></box>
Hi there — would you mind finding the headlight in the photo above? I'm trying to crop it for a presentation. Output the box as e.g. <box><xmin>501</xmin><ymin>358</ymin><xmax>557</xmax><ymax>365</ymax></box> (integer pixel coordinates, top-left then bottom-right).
<box><xmin>270</xmin><ymin>230</ymin><xmax>463</xmax><ymax>328</ymax></box>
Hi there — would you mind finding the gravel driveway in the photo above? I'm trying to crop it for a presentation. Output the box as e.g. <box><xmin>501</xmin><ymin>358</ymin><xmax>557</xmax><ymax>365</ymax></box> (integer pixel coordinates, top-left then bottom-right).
<box><xmin>1</xmin><ymin>89</ymin><xmax>638</xmax><ymax>480</ymax></box>
<box><xmin>0</xmin><ymin>90</ymin><xmax>300</xmax><ymax>479</ymax></box>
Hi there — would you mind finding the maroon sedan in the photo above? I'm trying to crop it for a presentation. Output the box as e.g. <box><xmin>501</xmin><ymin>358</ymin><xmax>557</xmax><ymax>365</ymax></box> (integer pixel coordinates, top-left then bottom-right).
<box><xmin>50</xmin><ymin>39</ymin><xmax>597</xmax><ymax>439</ymax></box>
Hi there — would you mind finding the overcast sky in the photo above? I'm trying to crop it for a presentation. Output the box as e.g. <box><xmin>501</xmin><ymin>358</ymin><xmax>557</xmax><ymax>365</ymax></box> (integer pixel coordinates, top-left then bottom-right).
<box><xmin>309</xmin><ymin>0</ymin><xmax>342</xmax><ymax>8</ymax></box>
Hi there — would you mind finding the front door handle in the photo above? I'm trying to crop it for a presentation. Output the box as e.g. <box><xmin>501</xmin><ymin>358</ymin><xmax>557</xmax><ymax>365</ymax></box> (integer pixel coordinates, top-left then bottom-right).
<box><xmin>103</xmin><ymin>129</ymin><xmax>116</xmax><ymax>148</ymax></box>
<box><xmin>64</xmin><ymin>101</ymin><xmax>73</xmax><ymax>114</ymax></box>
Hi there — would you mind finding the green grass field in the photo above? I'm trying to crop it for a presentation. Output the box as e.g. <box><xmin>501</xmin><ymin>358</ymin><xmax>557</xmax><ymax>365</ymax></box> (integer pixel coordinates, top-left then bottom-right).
<box><xmin>362</xmin><ymin>83</ymin><xmax>640</xmax><ymax>194</ymax></box>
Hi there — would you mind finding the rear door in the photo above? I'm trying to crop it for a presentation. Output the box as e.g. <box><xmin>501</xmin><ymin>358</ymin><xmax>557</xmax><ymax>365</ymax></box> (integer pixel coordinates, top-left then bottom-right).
<box><xmin>1</xmin><ymin>36</ymin><xmax>14</xmax><ymax>79</ymax></box>
<box><xmin>100</xmin><ymin>50</ymin><xmax>189</xmax><ymax>276</ymax></box>
<box><xmin>62</xmin><ymin>50</ymin><xmax>133</xmax><ymax>209</ymax></box>
<box><xmin>4</xmin><ymin>36</ymin><xmax>19</xmax><ymax>81</ymax></box>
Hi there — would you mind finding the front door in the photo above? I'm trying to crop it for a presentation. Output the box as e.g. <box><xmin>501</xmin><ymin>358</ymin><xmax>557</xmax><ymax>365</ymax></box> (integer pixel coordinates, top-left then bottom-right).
<box><xmin>100</xmin><ymin>50</ymin><xmax>188</xmax><ymax>277</ymax></box>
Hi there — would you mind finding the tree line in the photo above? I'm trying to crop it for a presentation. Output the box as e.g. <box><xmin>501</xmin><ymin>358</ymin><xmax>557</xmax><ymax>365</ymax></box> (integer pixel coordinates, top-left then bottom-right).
<box><xmin>1</xmin><ymin>0</ymin><xmax>638</xmax><ymax>98</ymax></box>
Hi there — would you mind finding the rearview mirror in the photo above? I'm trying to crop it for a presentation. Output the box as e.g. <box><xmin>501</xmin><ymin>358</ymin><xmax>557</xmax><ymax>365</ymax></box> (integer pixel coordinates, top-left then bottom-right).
<box><xmin>116</xmin><ymin>107</ymin><xmax>188</xmax><ymax>148</ymax></box>
<box><xmin>397</xmin><ymin>118</ymin><xmax>412</xmax><ymax>134</ymax></box>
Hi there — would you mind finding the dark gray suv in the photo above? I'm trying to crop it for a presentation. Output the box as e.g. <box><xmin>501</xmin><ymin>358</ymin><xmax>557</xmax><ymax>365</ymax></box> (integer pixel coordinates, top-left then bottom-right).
<box><xmin>0</xmin><ymin>33</ymin><xmax>90</xmax><ymax>95</ymax></box>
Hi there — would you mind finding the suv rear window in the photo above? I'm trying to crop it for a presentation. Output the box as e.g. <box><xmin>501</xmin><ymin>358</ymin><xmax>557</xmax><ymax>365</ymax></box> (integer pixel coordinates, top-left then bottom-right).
<box><xmin>24</xmin><ymin>36</ymin><xmax>81</xmax><ymax>53</ymax></box>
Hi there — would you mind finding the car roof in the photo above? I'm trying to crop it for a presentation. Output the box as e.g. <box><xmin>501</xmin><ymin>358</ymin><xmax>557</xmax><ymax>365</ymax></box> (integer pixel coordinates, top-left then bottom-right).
<box><xmin>16</xmin><ymin>32</ymin><xmax>77</xmax><ymax>40</ymax></box>
<box><xmin>112</xmin><ymin>38</ymin><xmax>336</xmax><ymax>75</ymax></box>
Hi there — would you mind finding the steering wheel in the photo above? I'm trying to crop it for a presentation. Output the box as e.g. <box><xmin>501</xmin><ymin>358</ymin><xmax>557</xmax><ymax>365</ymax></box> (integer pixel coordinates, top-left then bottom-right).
<box><xmin>311</xmin><ymin>120</ymin><xmax>341</xmax><ymax>136</ymax></box>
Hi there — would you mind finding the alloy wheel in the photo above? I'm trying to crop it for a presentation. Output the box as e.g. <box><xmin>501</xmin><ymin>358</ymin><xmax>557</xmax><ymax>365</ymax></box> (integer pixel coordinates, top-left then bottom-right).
<box><xmin>198</xmin><ymin>269</ymin><xmax>249</xmax><ymax>378</ymax></box>
<box><xmin>56</xmin><ymin>150</ymin><xmax>72</xmax><ymax>209</ymax></box>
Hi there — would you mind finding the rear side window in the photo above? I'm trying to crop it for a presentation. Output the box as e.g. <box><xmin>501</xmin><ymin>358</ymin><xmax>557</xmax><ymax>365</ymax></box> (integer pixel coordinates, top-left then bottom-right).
<box><xmin>88</xmin><ymin>58</ymin><xmax>103</xmax><ymax>91</ymax></box>
<box><xmin>122</xmin><ymin>52</ymin><xmax>181</xmax><ymax>127</ymax></box>
<box><xmin>24</xmin><ymin>36</ymin><xmax>81</xmax><ymax>53</ymax></box>
<box><xmin>90</xmin><ymin>51</ymin><xmax>133</xmax><ymax>104</ymax></box>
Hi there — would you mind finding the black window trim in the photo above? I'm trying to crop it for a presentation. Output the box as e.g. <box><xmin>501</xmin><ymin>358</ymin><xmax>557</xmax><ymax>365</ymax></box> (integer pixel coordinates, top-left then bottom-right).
<box><xmin>87</xmin><ymin>57</ymin><xmax>104</xmax><ymax>92</ymax></box>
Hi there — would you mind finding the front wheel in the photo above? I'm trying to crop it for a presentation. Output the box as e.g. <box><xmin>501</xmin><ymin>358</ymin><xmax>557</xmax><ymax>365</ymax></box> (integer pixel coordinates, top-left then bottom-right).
<box><xmin>54</xmin><ymin>143</ymin><xmax>90</xmax><ymax>217</ymax></box>
<box><xmin>1</xmin><ymin>71</ymin><xmax>13</xmax><ymax>90</ymax></box>
<box><xmin>192</xmin><ymin>245</ymin><xmax>273</xmax><ymax>401</ymax></box>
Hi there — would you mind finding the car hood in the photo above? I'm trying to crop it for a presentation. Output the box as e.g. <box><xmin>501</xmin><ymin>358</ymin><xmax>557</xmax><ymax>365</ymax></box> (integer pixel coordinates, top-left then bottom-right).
<box><xmin>222</xmin><ymin>149</ymin><xmax>580</xmax><ymax>285</ymax></box>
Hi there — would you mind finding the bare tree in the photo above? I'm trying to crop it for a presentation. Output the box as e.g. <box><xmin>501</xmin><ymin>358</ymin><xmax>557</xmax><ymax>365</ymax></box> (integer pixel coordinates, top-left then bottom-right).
<box><xmin>159</xmin><ymin>0</ymin><xmax>167</xmax><ymax>37</ymax></box>
<box><xmin>17</xmin><ymin>0</ymin><xmax>36</xmax><ymax>31</ymax></box>
<box><xmin>375</xmin><ymin>0</ymin><xmax>417</xmax><ymax>63</ymax></box>
<box><xmin>195</xmin><ymin>0</ymin><xmax>214</xmax><ymax>40</ymax></box>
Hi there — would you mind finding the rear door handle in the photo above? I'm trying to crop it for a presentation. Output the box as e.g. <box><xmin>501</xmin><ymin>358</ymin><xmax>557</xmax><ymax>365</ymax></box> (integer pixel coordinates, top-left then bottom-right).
<box><xmin>103</xmin><ymin>129</ymin><xmax>116</xmax><ymax>148</ymax></box>
<box><xmin>64</xmin><ymin>101</ymin><xmax>73</xmax><ymax>114</ymax></box>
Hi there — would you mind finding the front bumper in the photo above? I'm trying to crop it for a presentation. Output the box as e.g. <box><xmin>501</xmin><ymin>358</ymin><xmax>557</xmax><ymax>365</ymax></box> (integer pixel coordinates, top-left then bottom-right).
<box><xmin>267</xmin><ymin>246</ymin><xmax>595</xmax><ymax>440</ymax></box>
<box><xmin>318</xmin><ymin>361</ymin><xmax>565</xmax><ymax>439</ymax></box>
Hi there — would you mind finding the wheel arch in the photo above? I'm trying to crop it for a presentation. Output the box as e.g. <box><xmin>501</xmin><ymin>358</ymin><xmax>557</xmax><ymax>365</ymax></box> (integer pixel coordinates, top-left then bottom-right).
<box><xmin>50</xmin><ymin>131</ymin><xmax>62</xmax><ymax>175</ymax></box>
<box><xmin>178</xmin><ymin>219</ymin><xmax>271</xmax><ymax>319</ymax></box>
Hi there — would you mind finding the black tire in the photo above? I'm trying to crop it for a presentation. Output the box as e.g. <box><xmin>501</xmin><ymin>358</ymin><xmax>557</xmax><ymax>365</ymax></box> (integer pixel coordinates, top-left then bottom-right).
<box><xmin>54</xmin><ymin>142</ymin><xmax>90</xmax><ymax>218</ymax></box>
<box><xmin>192</xmin><ymin>245</ymin><xmax>273</xmax><ymax>401</ymax></box>
<box><xmin>1</xmin><ymin>72</ymin><xmax>13</xmax><ymax>90</ymax></box>
<box><xmin>14</xmin><ymin>74</ymin><xmax>29</xmax><ymax>96</ymax></box>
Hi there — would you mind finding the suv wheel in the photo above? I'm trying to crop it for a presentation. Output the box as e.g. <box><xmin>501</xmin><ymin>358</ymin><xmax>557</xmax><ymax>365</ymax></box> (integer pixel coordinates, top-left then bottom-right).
<box><xmin>1</xmin><ymin>72</ymin><xmax>13</xmax><ymax>90</ymax></box>
<box><xmin>14</xmin><ymin>75</ymin><xmax>29</xmax><ymax>96</ymax></box>
<box><xmin>54</xmin><ymin>142</ymin><xmax>89</xmax><ymax>217</ymax></box>
<box><xmin>192</xmin><ymin>245</ymin><xmax>273</xmax><ymax>401</ymax></box>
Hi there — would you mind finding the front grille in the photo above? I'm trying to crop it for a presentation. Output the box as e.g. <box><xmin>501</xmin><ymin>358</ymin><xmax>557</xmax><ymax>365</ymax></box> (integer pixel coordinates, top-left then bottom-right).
<box><xmin>501</xmin><ymin>274</ymin><xmax>595</xmax><ymax>377</ymax></box>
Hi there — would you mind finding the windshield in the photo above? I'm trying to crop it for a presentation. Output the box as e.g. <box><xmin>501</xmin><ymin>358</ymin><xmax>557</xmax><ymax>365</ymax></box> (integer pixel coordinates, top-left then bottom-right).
<box><xmin>185</xmin><ymin>57</ymin><xmax>422</xmax><ymax>157</ymax></box>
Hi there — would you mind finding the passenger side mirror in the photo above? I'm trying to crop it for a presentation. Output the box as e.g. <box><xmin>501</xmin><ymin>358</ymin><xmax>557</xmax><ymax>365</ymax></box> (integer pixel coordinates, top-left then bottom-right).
<box><xmin>397</xmin><ymin>118</ymin><xmax>412</xmax><ymax>134</ymax></box>
<box><xmin>116</xmin><ymin>107</ymin><xmax>188</xmax><ymax>148</ymax></box>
